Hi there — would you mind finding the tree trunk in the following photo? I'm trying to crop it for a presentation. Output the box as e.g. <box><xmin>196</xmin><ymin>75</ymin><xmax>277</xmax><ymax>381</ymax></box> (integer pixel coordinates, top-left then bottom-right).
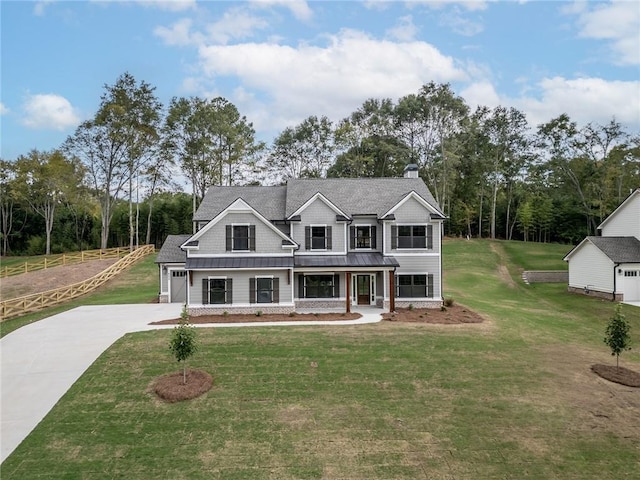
<box><xmin>146</xmin><ymin>196</ymin><xmax>154</xmax><ymax>246</ymax></box>
<box><xmin>490</xmin><ymin>179</ymin><xmax>498</xmax><ymax>239</ymax></box>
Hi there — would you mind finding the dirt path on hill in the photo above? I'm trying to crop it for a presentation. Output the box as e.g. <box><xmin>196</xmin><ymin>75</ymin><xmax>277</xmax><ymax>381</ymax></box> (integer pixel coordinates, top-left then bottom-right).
<box><xmin>0</xmin><ymin>259</ymin><xmax>119</xmax><ymax>300</ymax></box>
<box><xmin>489</xmin><ymin>241</ymin><xmax>518</xmax><ymax>288</ymax></box>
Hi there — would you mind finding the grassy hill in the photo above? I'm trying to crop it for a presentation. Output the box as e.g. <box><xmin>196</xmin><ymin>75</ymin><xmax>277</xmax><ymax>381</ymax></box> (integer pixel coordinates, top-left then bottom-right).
<box><xmin>2</xmin><ymin>240</ymin><xmax>639</xmax><ymax>479</ymax></box>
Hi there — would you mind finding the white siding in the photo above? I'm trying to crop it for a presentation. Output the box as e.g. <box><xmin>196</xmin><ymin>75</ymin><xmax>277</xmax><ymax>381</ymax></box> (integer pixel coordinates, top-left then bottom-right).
<box><xmin>600</xmin><ymin>194</ymin><xmax>640</xmax><ymax>239</ymax></box>
<box><xmin>395</xmin><ymin>256</ymin><xmax>442</xmax><ymax>299</ymax></box>
<box><xmin>196</xmin><ymin>212</ymin><xmax>286</xmax><ymax>255</ymax></box>
<box><xmin>384</xmin><ymin>197</ymin><xmax>441</xmax><ymax>255</ymax></box>
<box><xmin>567</xmin><ymin>241</ymin><xmax>614</xmax><ymax>293</ymax></box>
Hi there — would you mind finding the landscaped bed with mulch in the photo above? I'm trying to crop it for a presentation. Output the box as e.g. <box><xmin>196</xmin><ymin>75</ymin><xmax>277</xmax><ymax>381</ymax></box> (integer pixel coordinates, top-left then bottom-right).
<box><xmin>382</xmin><ymin>304</ymin><xmax>484</xmax><ymax>324</ymax></box>
<box><xmin>152</xmin><ymin>369</ymin><xmax>213</xmax><ymax>402</ymax></box>
<box><xmin>150</xmin><ymin>311</ymin><xmax>362</xmax><ymax>325</ymax></box>
<box><xmin>591</xmin><ymin>364</ymin><xmax>640</xmax><ymax>388</ymax></box>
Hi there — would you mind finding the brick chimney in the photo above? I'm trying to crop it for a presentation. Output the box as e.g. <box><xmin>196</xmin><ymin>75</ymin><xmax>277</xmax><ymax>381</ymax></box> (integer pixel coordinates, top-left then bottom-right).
<box><xmin>403</xmin><ymin>164</ymin><xmax>419</xmax><ymax>178</ymax></box>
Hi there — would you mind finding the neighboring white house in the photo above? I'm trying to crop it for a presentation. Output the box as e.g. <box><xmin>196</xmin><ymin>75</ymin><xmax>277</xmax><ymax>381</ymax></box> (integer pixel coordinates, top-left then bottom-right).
<box><xmin>563</xmin><ymin>188</ymin><xmax>640</xmax><ymax>301</ymax></box>
<box><xmin>156</xmin><ymin>165</ymin><xmax>445</xmax><ymax>315</ymax></box>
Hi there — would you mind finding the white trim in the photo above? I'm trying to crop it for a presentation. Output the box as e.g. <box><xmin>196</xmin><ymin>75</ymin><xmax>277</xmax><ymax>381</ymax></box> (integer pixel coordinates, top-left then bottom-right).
<box><xmin>382</xmin><ymin>191</ymin><xmax>440</xmax><ymax>218</ymax></box>
<box><xmin>190</xmin><ymin>302</ymin><xmax>296</xmax><ymax>308</ymax></box>
<box><xmin>182</xmin><ymin>198</ymin><xmax>297</xmax><ymax>248</ymax></box>
<box><xmin>230</xmin><ymin>223</ymin><xmax>251</xmax><ymax>252</ymax></box>
<box><xmin>598</xmin><ymin>188</ymin><xmax>640</xmax><ymax>230</ymax></box>
<box><xmin>187</xmin><ymin>253</ymin><xmax>294</xmax><ymax>258</ymax></box>
<box><xmin>288</xmin><ymin>192</ymin><xmax>349</xmax><ymax>219</ymax></box>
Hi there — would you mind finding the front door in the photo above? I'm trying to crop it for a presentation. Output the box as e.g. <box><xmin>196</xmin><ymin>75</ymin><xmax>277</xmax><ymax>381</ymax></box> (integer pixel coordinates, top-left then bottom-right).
<box><xmin>357</xmin><ymin>275</ymin><xmax>371</xmax><ymax>305</ymax></box>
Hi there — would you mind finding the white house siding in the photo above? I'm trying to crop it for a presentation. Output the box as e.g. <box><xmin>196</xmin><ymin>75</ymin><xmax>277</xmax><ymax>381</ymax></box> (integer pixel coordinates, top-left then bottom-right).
<box><xmin>196</xmin><ymin>212</ymin><xmax>286</xmax><ymax>254</ymax></box>
<box><xmin>158</xmin><ymin>264</ymin><xmax>186</xmax><ymax>303</ymax></box>
<box><xmin>395</xmin><ymin>255</ymin><xmax>442</xmax><ymax>300</ymax></box>
<box><xmin>188</xmin><ymin>268</ymin><xmax>294</xmax><ymax>315</ymax></box>
<box><xmin>600</xmin><ymin>194</ymin><xmax>640</xmax><ymax>239</ymax></box>
<box><xmin>568</xmin><ymin>242</ymin><xmax>614</xmax><ymax>294</ymax></box>
<box><xmin>293</xmin><ymin>198</ymin><xmax>346</xmax><ymax>254</ymax></box>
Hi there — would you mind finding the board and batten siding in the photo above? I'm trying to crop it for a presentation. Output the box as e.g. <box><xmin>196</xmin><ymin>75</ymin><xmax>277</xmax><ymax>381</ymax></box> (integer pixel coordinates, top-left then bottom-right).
<box><xmin>293</xmin><ymin>198</ymin><xmax>346</xmax><ymax>253</ymax></box>
<box><xmin>196</xmin><ymin>212</ymin><xmax>286</xmax><ymax>255</ymax></box>
<box><xmin>600</xmin><ymin>194</ymin><xmax>640</xmax><ymax>239</ymax></box>
<box><xmin>568</xmin><ymin>242</ymin><xmax>614</xmax><ymax>293</ymax></box>
<box><xmin>189</xmin><ymin>269</ymin><xmax>293</xmax><ymax>305</ymax></box>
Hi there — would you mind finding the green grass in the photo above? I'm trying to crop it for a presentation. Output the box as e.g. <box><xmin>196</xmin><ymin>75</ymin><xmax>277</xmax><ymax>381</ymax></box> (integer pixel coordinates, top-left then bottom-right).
<box><xmin>0</xmin><ymin>256</ymin><xmax>159</xmax><ymax>338</ymax></box>
<box><xmin>2</xmin><ymin>239</ymin><xmax>639</xmax><ymax>479</ymax></box>
<box><xmin>500</xmin><ymin>239</ymin><xmax>572</xmax><ymax>271</ymax></box>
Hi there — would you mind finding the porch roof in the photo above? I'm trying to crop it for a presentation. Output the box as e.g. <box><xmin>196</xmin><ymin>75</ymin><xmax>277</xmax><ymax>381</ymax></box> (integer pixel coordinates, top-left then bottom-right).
<box><xmin>186</xmin><ymin>256</ymin><xmax>294</xmax><ymax>269</ymax></box>
<box><xmin>294</xmin><ymin>252</ymin><xmax>399</xmax><ymax>269</ymax></box>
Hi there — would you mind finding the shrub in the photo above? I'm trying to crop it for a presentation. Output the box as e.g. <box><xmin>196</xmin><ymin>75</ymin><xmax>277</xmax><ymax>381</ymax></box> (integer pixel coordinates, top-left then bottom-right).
<box><xmin>440</xmin><ymin>306</ymin><xmax>447</xmax><ymax>312</ymax></box>
<box><xmin>288</xmin><ymin>312</ymin><xmax>296</xmax><ymax>317</ymax></box>
<box><xmin>444</xmin><ymin>297</ymin><xmax>455</xmax><ymax>307</ymax></box>
<box><xmin>408</xmin><ymin>304</ymin><xmax>414</xmax><ymax>311</ymax></box>
<box><xmin>256</xmin><ymin>310</ymin><xmax>263</xmax><ymax>317</ymax></box>
<box><xmin>222</xmin><ymin>311</ymin><xmax>229</xmax><ymax>317</ymax></box>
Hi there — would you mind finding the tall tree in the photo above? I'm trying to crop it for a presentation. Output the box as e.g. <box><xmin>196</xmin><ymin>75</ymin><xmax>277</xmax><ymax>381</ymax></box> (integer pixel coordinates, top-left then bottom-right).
<box><xmin>94</xmin><ymin>72</ymin><xmax>162</xmax><ymax>250</ymax></box>
<box><xmin>0</xmin><ymin>160</ymin><xmax>20</xmax><ymax>255</ymax></box>
<box><xmin>14</xmin><ymin>150</ymin><xmax>84</xmax><ymax>255</ymax></box>
<box><xmin>267</xmin><ymin>115</ymin><xmax>334</xmax><ymax>181</ymax></box>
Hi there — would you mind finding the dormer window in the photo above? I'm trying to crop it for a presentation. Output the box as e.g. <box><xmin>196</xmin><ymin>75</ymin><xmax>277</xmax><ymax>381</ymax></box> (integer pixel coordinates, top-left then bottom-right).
<box><xmin>350</xmin><ymin>225</ymin><xmax>377</xmax><ymax>250</ymax></box>
<box><xmin>305</xmin><ymin>226</ymin><xmax>332</xmax><ymax>251</ymax></box>
<box><xmin>226</xmin><ymin>225</ymin><xmax>256</xmax><ymax>252</ymax></box>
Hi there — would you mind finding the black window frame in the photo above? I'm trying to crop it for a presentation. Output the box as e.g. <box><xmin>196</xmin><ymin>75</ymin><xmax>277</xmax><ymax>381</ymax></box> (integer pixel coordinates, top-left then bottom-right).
<box><xmin>350</xmin><ymin>225</ymin><xmax>377</xmax><ymax>250</ymax></box>
<box><xmin>226</xmin><ymin>224</ymin><xmax>256</xmax><ymax>252</ymax></box>
<box><xmin>250</xmin><ymin>277</ymin><xmax>280</xmax><ymax>304</ymax></box>
<box><xmin>395</xmin><ymin>274</ymin><xmax>434</xmax><ymax>298</ymax></box>
<box><xmin>305</xmin><ymin>225</ymin><xmax>332</xmax><ymax>251</ymax></box>
<box><xmin>202</xmin><ymin>277</ymin><xmax>232</xmax><ymax>305</ymax></box>
<box><xmin>391</xmin><ymin>224</ymin><xmax>433</xmax><ymax>249</ymax></box>
<box><xmin>305</xmin><ymin>274</ymin><xmax>335</xmax><ymax>298</ymax></box>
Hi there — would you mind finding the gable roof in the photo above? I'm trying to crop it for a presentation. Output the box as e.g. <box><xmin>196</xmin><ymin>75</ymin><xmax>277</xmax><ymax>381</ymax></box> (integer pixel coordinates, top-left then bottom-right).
<box><xmin>155</xmin><ymin>234</ymin><xmax>190</xmax><ymax>263</ymax></box>
<box><xmin>564</xmin><ymin>236</ymin><xmax>640</xmax><ymax>263</ymax></box>
<box><xmin>285</xmin><ymin>178</ymin><xmax>444</xmax><ymax>218</ymax></box>
<box><xmin>598</xmin><ymin>188</ymin><xmax>640</xmax><ymax>230</ymax></box>
<box><xmin>194</xmin><ymin>186</ymin><xmax>287</xmax><ymax>222</ymax></box>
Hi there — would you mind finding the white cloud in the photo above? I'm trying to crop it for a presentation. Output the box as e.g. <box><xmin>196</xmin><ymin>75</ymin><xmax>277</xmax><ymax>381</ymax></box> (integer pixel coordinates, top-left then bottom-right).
<box><xmin>568</xmin><ymin>0</ymin><xmax>640</xmax><ymax>65</ymax></box>
<box><xmin>0</xmin><ymin>102</ymin><xmax>9</xmax><ymax>115</ymax></box>
<box><xmin>205</xmin><ymin>7</ymin><xmax>270</xmax><ymax>44</ymax></box>
<box><xmin>33</xmin><ymin>1</ymin><xmax>53</xmax><ymax>16</ymax></box>
<box><xmin>154</xmin><ymin>18</ymin><xmax>203</xmax><ymax>46</ymax></box>
<box><xmin>250</xmin><ymin>0</ymin><xmax>313</xmax><ymax>21</ymax></box>
<box><xmin>516</xmin><ymin>76</ymin><xmax>640</xmax><ymax>129</ymax></box>
<box><xmin>195</xmin><ymin>29</ymin><xmax>467</xmax><ymax>131</ymax></box>
<box><xmin>438</xmin><ymin>7</ymin><xmax>484</xmax><ymax>36</ymax></box>
<box><xmin>462</xmin><ymin>76</ymin><xmax>640</xmax><ymax>130</ymax></box>
<box><xmin>386</xmin><ymin>15</ymin><xmax>418</xmax><ymax>41</ymax></box>
<box><xmin>136</xmin><ymin>0</ymin><xmax>196</xmax><ymax>12</ymax></box>
<box><xmin>21</xmin><ymin>94</ymin><xmax>80</xmax><ymax>131</ymax></box>
<box><xmin>414</xmin><ymin>0</ymin><xmax>488</xmax><ymax>12</ymax></box>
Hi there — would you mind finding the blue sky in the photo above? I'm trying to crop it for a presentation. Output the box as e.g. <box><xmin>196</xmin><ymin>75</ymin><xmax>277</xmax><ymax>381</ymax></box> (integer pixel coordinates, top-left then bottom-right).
<box><xmin>2</xmin><ymin>0</ymin><xmax>639</xmax><ymax>161</ymax></box>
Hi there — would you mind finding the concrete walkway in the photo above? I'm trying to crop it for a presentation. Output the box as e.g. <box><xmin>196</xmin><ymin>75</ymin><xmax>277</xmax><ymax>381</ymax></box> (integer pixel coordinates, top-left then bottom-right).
<box><xmin>1</xmin><ymin>304</ymin><xmax>383</xmax><ymax>463</ymax></box>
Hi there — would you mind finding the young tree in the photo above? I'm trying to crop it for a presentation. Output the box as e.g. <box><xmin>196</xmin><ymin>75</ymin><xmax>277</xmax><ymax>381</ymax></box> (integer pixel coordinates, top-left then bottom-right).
<box><xmin>169</xmin><ymin>306</ymin><xmax>198</xmax><ymax>384</ymax></box>
<box><xmin>604</xmin><ymin>304</ymin><xmax>631</xmax><ymax>370</ymax></box>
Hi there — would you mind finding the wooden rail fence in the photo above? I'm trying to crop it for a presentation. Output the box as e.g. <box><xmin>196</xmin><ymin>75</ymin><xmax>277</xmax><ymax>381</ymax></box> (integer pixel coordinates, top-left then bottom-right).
<box><xmin>0</xmin><ymin>245</ymin><xmax>155</xmax><ymax>321</ymax></box>
<box><xmin>1</xmin><ymin>247</ymin><xmax>132</xmax><ymax>278</ymax></box>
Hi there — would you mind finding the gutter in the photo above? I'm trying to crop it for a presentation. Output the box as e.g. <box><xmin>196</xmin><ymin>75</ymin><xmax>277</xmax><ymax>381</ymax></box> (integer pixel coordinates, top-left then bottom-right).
<box><xmin>613</xmin><ymin>262</ymin><xmax>620</xmax><ymax>301</ymax></box>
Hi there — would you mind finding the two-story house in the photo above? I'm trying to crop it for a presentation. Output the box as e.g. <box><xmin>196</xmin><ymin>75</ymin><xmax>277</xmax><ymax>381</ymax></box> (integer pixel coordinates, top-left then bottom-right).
<box><xmin>156</xmin><ymin>165</ymin><xmax>446</xmax><ymax>315</ymax></box>
<box><xmin>564</xmin><ymin>188</ymin><xmax>640</xmax><ymax>302</ymax></box>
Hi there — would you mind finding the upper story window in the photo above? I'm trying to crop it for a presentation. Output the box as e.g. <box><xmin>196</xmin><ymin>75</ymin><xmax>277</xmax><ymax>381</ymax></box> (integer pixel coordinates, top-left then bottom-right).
<box><xmin>350</xmin><ymin>225</ymin><xmax>377</xmax><ymax>250</ymax></box>
<box><xmin>391</xmin><ymin>224</ymin><xmax>433</xmax><ymax>249</ymax></box>
<box><xmin>305</xmin><ymin>226</ymin><xmax>332</xmax><ymax>250</ymax></box>
<box><xmin>226</xmin><ymin>225</ymin><xmax>256</xmax><ymax>252</ymax></box>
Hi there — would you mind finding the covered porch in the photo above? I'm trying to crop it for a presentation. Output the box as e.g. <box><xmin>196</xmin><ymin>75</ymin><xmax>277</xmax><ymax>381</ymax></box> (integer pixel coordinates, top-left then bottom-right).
<box><xmin>294</xmin><ymin>253</ymin><xmax>399</xmax><ymax>313</ymax></box>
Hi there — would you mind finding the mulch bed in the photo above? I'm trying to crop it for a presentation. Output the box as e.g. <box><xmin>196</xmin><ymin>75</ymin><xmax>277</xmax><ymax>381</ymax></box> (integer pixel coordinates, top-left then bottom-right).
<box><xmin>153</xmin><ymin>369</ymin><xmax>213</xmax><ymax>402</ymax></box>
<box><xmin>382</xmin><ymin>305</ymin><xmax>484</xmax><ymax>324</ymax></box>
<box><xmin>150</xmin><ymin>312</ymin><xmax>362</xmax><ymax>325</ymax></box>
<box><xmin>591</xmin><ymin>364</ymin><xmax>640</xmax><ymax>388</ymax></box>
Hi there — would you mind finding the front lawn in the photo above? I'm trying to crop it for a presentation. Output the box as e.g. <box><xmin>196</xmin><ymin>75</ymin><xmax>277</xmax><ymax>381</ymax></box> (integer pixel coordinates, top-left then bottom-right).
<box><xmin>2</xmin><ymin>239</ymin><xmax>639</xmax><ymax>479</ymax></box>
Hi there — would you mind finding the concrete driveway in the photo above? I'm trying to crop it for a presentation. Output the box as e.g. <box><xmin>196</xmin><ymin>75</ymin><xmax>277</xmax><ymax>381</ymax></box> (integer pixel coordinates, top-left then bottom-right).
<box><xmin>1</xmin><ymin>304</ymin><xmax>383</xmax><ymax>464</ymax></box>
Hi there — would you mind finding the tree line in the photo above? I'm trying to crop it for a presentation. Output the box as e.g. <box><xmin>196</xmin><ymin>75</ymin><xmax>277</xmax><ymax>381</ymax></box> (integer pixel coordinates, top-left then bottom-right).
<box><xmin>1</xmin><ymin>73</ymin><xmax>638</xmax><ymax>255</ymax></box>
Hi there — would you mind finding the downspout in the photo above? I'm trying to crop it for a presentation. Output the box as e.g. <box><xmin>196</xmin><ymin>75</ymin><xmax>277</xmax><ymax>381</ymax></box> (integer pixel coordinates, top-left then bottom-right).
<box><xmin>613</xmin><ymin>263</ymin><xmax>620</xmax><ymax>301</ymax></box>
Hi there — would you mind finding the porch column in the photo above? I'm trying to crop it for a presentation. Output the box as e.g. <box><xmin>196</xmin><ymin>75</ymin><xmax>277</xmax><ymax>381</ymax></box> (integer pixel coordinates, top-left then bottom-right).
<box><xmin>345</xmin><ymin>271</ymin><xmax>351</xmax><ymax>313</ymax></box>
<box><xmin>389</xmin><ymin>270</ymin><xmax>395</xmax><ymax>312</ymax></box>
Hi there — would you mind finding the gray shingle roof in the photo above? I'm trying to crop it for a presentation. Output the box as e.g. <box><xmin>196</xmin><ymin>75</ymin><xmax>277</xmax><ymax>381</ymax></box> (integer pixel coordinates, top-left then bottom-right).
<box><xmin>155</xmin><ymin>234</ymin><xmax>190</xmax><ymax>263</ymax></box>
<box><xmin>285</xmin><ymin>178</ymin><xmax>444</xmax><ymax>218</ymax></box>
<box><xmin>193</xmin><ymin>186</ymin><xmax>287</xmax><ymax>222</ymax></box>
<box><xmin>588</xmin><ymin>236</ymin><xmax>640</xmax><ymax>263</ymax></box>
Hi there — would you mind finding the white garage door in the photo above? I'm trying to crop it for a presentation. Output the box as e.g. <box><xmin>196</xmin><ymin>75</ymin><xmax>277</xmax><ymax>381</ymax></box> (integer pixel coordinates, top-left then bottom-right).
<box><xmin>622</xmin><ymin>270</ymin><xmax>640</xmax><ymax>302</ymax></box>
<box><xmin>170</xmin><ymin>270</ymin><xmax>187</xmax><ymax>303</ymax></box>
